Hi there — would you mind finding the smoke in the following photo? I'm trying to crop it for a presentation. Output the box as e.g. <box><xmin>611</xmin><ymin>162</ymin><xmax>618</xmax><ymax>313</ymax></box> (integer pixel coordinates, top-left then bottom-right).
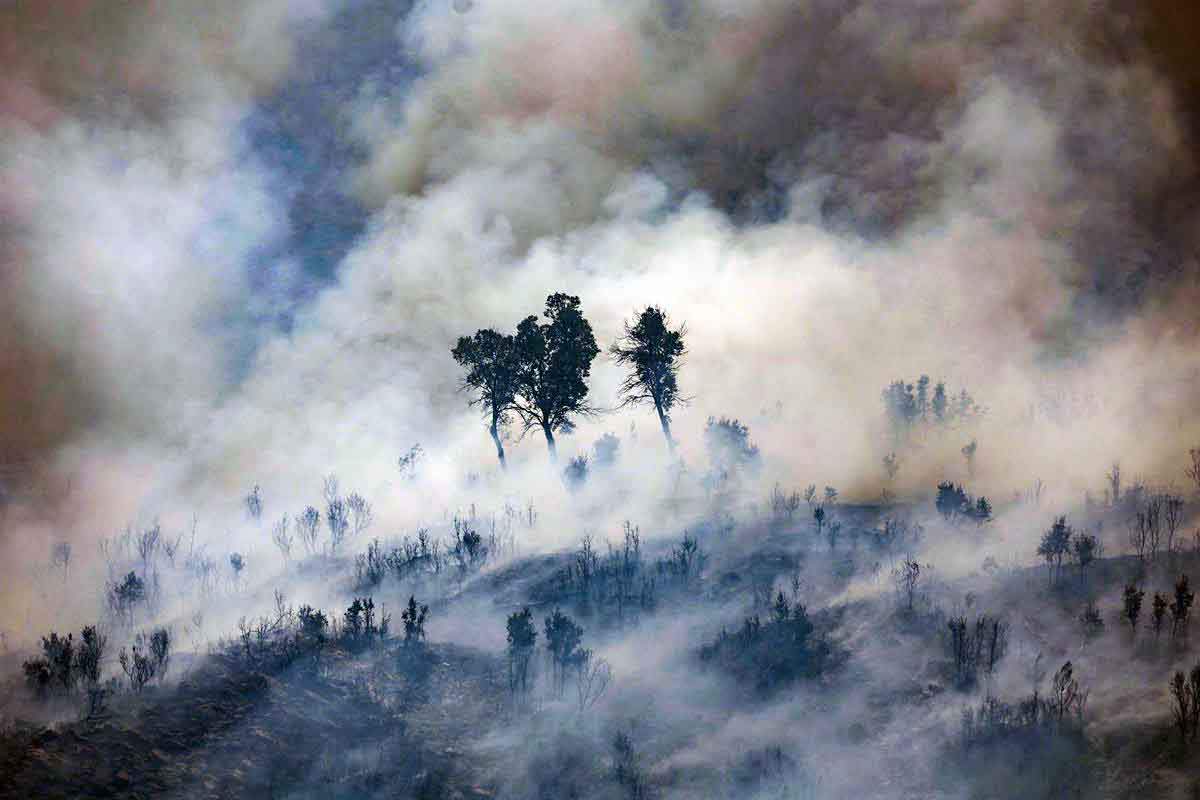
<box><xmin>3</xmin><ymin>0</ymin><xmax>1200</xmax><ymax>631</ymax></box>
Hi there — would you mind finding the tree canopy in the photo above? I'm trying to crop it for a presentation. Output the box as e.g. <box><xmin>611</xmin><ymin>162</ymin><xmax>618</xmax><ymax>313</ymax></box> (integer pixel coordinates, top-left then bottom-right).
<box><xmin>510</xmin><ymin>293</ymin><xmax>600</xmax><ymax>460</ymax></box>
<box><xmin>451</xmin><ymin>328</ymin><xmax>519</xmax><ymax>469</ymax></box>
<box><xmin>610</xmin><ymin>306</ymin><xmax>687</xmax><ymax>449</ymax></box>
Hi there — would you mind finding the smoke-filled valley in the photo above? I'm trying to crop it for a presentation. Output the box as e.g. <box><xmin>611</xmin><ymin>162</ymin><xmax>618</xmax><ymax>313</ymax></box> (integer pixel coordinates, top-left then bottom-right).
<box><xmin>4</xmin><ymin>0</ymin><xmax>1200</xmax><ymax>798</ymax></box>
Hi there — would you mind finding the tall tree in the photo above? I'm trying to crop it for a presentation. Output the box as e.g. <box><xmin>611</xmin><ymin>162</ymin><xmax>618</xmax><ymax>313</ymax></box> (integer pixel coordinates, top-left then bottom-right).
<box><xmin>452</xmin><ymin>329</ymin><xmax>518</xmax><ymax>470</ymax></box>
<box><xmin>511</xmin><ymin>293</ymin><xmax>599</xmax><ymax>461</ymax></box>
<box><xmin>609</xmin><ymin>306</ymin><xmax>687</xmax><ymax>450</ymax></box>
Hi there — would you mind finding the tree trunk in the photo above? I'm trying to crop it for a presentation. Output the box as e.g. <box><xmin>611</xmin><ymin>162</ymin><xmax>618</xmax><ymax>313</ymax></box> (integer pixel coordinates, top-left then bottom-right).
<box><xmin>656</xmin><ymin>404</ymin><xmax>675</xmax><ymax>451</ymax></box>
<box><xmin>543</xmin><ymin>426</ymin><xmax>557</xmax><ymax>462</ymax></box>
<box><xmin>490</xmin><ymin>419</ymin><xmax>507</xmax><ymax>471</ymax></box>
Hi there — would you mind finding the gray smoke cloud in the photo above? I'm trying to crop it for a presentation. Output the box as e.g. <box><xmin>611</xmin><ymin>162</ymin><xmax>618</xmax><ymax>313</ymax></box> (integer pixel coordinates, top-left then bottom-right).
<box><xmin>3</xmin><ymin>0</ymin><xmax>1200</xmax><ymax>632</ymax></box>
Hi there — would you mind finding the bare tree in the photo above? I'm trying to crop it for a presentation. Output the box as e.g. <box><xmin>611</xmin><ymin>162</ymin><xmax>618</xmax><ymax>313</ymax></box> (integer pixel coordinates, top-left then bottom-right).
<box><xmin>574</xmin><ymin>648</ymin><xmax>613</xmax><ymax>713</ymax></box>
<box><xmin>1164</xmin><ymin>493</ymin><xmax>1185</xmax><ymax>559</ymax></box>
<box><xmin>297</xmin><ymin>506</ymin><xmax>320</xmax><ymax>555</ymax></box>
<box><xmin>326</xmin><ymin>498</ymin><xmax>349</xmax><ymax>554</ymax></box>
<box><xmin>1170</xmin><ymin>667</ymin><xmax>1198</xmax><ymax>745</ymax></box>
<box><xmin>1129</xmin><ymin>509</ymin><xmax>1153</xmax><ymax>566</ymax></box>
<box><xmin>322</xmin><ymin>475</ymin><xmax>339</xmax><ymax>506</ymax></box>
<box><xmin>271</xmin><ymin>514</ymin><xmax>293</xmax><ymax>566</ymax></box>
<box><xmin>347</xmin><ymin>492</ymin><xmax>373</xmax><ymax>540</ymax></box>
<box><xmin>892</xmin><ymin>557</ymin><xmax>921</xmax><ymax>612</ymax></box>
<box><xmin>1146</xmin><ymin>494</ymin><xmax>1164</xmax><ymax>562</ymax></box>
<box><xmin>1186</xmin><ymin>448</ymin><xmax>1200</xmax><ymax>497</ymax></box>
<box><xmin>137</xmin><ymin>522</ymin><xmax>161</xmax><ymax>575</ymax></box>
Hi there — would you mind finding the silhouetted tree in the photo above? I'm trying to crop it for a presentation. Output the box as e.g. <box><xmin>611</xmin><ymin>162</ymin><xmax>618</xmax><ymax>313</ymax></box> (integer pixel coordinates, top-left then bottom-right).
<box><xmin>563</xmin><ymin>455</ymin><xmax>589</xmax><ymax>491</ymax></box>
<box><xmin>108</xmin><ymin>571</ymin><xmax>145</xmax><ymax>626</ymax></box>
<box><xmin>544</xmin><ymin>607</ymin><xmax>584</xmax><ymax>697</ymax></box>
<box><xmin>229</xmin><ymin>552</ymin><xmax>245</xmax><ymax>590</ymax></box>
<box><xmin>1171</xmin><ymin>670</ymin><xmax>1193</xmax><ymax>744</ymax></box>
<box><xmin>452</xmin><ymin>329</ymin><xmax>519</xmax><ymax>469</ymax></box>
<box><xmin>326</xmin><ymin>497</ymin><xmax>349</xmax><ymax>554</ymax></box>
<box><xmin>1122</xmin><ymin>583</ymin><xmax>1144</xmax><ymax>636</ymax></box>
<box><xmin>704</xmin><ymin>416</ymin><xmax>760</xmax><ymax>477</ymax></box>
<box><xmin>1037</xmin><ymin>517</ymin><xmax>1073</xmax><ymax>586</ymax></box>
<box><xmin>573</xmin><ymin>648</ymin><xmax>613</xmax><ymax>713</ymax></box>
<box><xmin>510</xmin><ymin>293</ymin><xmax>600</xmax><ymax>461</ymax></box>
<box><xmin>118</xmin><ymin>636</ymin><xmax>156</xmax><ymax>693</ymax></box>
<box><xmin>593</xmin><ymin>433</ymin><xmax>620</xmax><ymax>468</ymax></box>
<box><xmin>347</xmin><ymin>492</ymin><xmax>373</xmax><ymax>541</ymax></box>
<box><xmin>610</xmin><ymin>305</ymin><xmax>687</xmax><ymax>450</ymax></box>
<box><xmin>932</xmin><ymin>381</ymin><xmax>948</xmax><ymax>422</ymax></box>
<box><xmin>1171</xmin><ymin>574</ymin><xmax>1195</xmax><ymax>640</ymax></box>
<box><xmin>1048</xmin><ymin>661</ymin><xmax>1086</xmax><ymax>723</ymax></box>
<box><xmin>297</xmin><ymin>506</ymin><xmax>320</xmax><ymax>555</ymax></box>
<box><xmin>1153</xmin><ymin>592</ymin><xmax>1169</xmax><ymax>639</ymax></box>
<box><xmin>612</xmin><ymin>731</ymin><xmax>648</xmax><ymax>800</ymax></box>
<box><xmin>1072</xmin><ymin>532</ymin><xmax>1098</xmax><ymax>585</ymax></box>
<box><xmin>1107</xmin><ymin>462</ymin><xmax>1122</xmax><ymax>506</ymax></box>
<box><xmin>893</xmin><ymin>557</ymin><xmax>922</xmax><ymax>612</ymax></box>
<box><xmin>397</xmin><ymin>443</ymin><xmax>424</xmax><ymax>480</ymax></box>
<box><xmin>1079</xmin><ymin>600</ymin><xmax>1104</xmax><ymax>641</ymax></box>
<box><xmin>149</xmin><ymin>627</ymin><xmax>171</xmax><ymax>682</ymax></box>
<box><xmin>1164</xmin><ymin>493</ymin><xmax>1185</xmax><ymax>558</ymax></box>
<box><xmin>947</xmin><ymin>615</ymin><xmax>1008</xmax><ymax>685</ymax></box>
<box><xmin>271</xmin><ymin>514</ymin><xmax>293</xmax><ymax>566</ymax></box>
<box><xmin>75</xmin><ymin>625</ymin><xmax>107</xmax><ymax>686</ymax></box>
<box><xmin>883</xmin><ymin>452</ymin><xmax>900</xmax><ymax>482</ymax></box>
<box><xmin>962</xmin><ymin>439</ymin><xmax>978</xmax><ymax>479</ymax></box>
<box><xmin>506</xmin><ymin>607</ymin><xmax>537</xmax><ymax>702</ymax></box>
<box><xmin>244</xmin><ymin>484</ymin><xmax>263</xmax><ymax>521</ymax></box>
<box><xmin>402</xmin><ymin>595</ymin><xmax>429</xmax><ymax>645</ymax></box>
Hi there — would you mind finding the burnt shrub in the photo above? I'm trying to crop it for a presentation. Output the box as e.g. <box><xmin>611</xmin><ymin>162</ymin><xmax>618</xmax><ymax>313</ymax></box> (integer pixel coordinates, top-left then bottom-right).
<box><xmin>341</xmin><ymin>597</ymin><xmax>390</xmax><ymax>651</ymax></box>
<box><xmin>952</xmin><ymin>663</ymin><xmax>1094</xmax><ymax>799</ymax></box>
<box><xmin>700</xmin><ymin>592</ymin><xmax>836</xmax><ymax>693</ymax></box>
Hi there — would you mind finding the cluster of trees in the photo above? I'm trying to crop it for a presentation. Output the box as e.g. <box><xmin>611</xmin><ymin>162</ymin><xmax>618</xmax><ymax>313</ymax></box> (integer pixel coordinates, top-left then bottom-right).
<box><xmin>537</xmin><ymin>526</ymin><xmax>707</xmax><ymax>623</ymax></box>
<box><xmin>882</xmin><ymin>375</ymin><xmax>981</xmax><ymax>438</ymax></box>
<box><xmin>960</xmin><ymin>661</ymin><xmax>1088</xmax><ymax>745</ymax></box>
<box><xmin>1036</xmin><ymin>517</ymin><xmax>1100</xmax><ymax>587</ymax></box>
<box><xmin>269</xmin><ymin>476</ymin><xmax>374</xmax><ymax>564</ymax></box>
<box><xmin>21</xmin><ymin>622</ymin><xmax>176</xmax><ymax>716</ymax></box>
<box><xmin>453</xmin><ymin>295</ymin><xmax>687</xmax><ymax>466</ymax></box>
<box><xmin>700</xmin><ymin>586</ymin><xmax>834</xmax><ymax>693</ymax></box>
<box><xmin>1123</xmin><ymin>575</ymin><xmax>1194</xmax><ymax>642</ymax></box>
<box><xmin>224</xmin><ymin>592</ymin><xmax>414</xmax><ymax>672</ymax></box>
<box><xmin>354</xmin><ymin>513</ymin><xmax>514</xmax><ymax>591</ymax></box>
<box><xmin>504</xmin><ymin>605</ymin><xmax>611</xmax><ymax>713</ymax></box>
<box><xmin>22</xmin><ymin>626</ymin><xmax>109</xmax><ymax>700</ymax></box>
<box><xmin>1125</xmin><ymin>490</ymin><xmax>1187</xmax><ymax>565</ymax></box>
<box><xmin>935</xmin><ymin>482</ymin><xmax>991</xmax><ymax>526</ymax></box>
<box><xmin>946</xmin><ymin>615</ymin><xmax>1008</xmax><ymax>687</ymax></box>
